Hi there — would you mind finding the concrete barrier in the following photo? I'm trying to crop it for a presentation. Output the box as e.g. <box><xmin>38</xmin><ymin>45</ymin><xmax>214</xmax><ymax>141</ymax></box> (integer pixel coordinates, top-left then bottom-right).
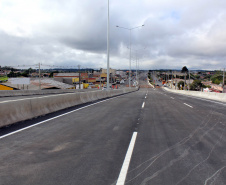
<box><xmin>0</xmin><ymin>93</ymin><xmax>84</xmax><ymax>127</ymax></box>
<box><xmin>0</xmin><ymin>99</ymin><xmax>32</xmax><ymax>126</ymax></box>
<box><xmin>164</xmin><ymin>87</ymin><xmax>226</xmax><ymax>102</ymax></box>
<box><xmin>0</xmin><ymin>89</ymin><xmax>103</xmax><ymax>97</ymax></box>
<box><xmin>0</xmin><ymin>87</ymin><xmax>138</xmax><ymax>127</ymax></box>
<box><xmin>88</xmin><ymin>91</ymin><xmax>99</xmax><ymax>101</ymax></box>
<box><xmin>80</xmin><ymin>92</ymin><xmax>91</xmax><ymax>103</ymax></box>
<box><xmin>0</xmin><ymin>89</ymin><xmax>78</xmax><ymax>97</ymax></box>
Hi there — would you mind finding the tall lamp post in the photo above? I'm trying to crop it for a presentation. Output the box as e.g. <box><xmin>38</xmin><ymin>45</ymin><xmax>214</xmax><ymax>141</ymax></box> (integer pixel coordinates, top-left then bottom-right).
<box><xmin>133</xmin><ymin>47</ymin><xmax>146</xmax><ymax>86</ymax></box>
<box><xmin>116</xmin><ymin>24</ymin><xmax>144</xmax><ymax>88</ymax></box>
<box><xmin>223</xmin><ymin>68</ymin><xmax>225</xmax><ymax>93</ymax></box>
<box><xmin>107</xmin><ymin>0</ymin><xmax>110</xmax><ymax>90</ymax></box>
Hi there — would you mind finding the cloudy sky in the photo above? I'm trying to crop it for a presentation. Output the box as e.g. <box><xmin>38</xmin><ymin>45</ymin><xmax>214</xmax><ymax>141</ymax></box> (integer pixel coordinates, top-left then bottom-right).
<box><xmin>0</xmin><ymin>0</ymin><xmax>226</xmax><ymax>70</ymax></box>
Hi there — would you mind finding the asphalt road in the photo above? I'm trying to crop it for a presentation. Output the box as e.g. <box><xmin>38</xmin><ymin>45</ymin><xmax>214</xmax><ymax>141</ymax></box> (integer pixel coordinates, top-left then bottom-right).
<box><xmin>0</xmin><ymin>86</ymin><xmax>226</xmax><ymax>185</ymax></box>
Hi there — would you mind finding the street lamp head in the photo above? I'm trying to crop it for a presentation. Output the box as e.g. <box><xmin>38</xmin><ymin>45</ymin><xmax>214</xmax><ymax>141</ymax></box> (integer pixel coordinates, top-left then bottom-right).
<box><xmin>142</xmin><ymin>25</ymin><xmax>145</xmax><ymax>27</ymax></box>
<box><xmin>116</xmin><ymin>25</ymin><xmax>119</xmax><ymax>27</ymax></box>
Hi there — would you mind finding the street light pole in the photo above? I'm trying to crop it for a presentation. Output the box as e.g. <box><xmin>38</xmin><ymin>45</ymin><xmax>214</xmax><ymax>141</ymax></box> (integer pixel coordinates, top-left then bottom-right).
<box><xmin>39</xmin><ymin>62</ymin><xmax>41</xmax><ymax>90</ymax></box>
<box><xmin>223</xmin><ymin>68</ymin><xmax>225</xmax><ymax>93</ymax></box>
<box><xmin>116</xmin><ymin>24</ymin><xmax>144</xmax><ymax>88</ymax></box>
<box><xmin>107</xmin><ymin>0</ymin><xmax>110</xmax><ymax>90</ymax></box>
<box><xmin>138</xmin><ymin>59</ymin><xmax>140</xmax><ymax>83</ymax></box>
<box><xmin>136</xmin><ymin>50</ymin><xmax>137</xmax><ymax>85</ymax></box>
<box><xmin>129</xmin><ymin>29</ymin><xmax>131</xmax><ymax>88</ymax></box>
<box><xmin>134</xmin><ymin>48</ymin><xmax>145</xmax><ymax>86</ymax></box>
<box><xmin>78</xmin><ymin>65</ymin><xmax>81</xmax><ymax>89</ymax></box>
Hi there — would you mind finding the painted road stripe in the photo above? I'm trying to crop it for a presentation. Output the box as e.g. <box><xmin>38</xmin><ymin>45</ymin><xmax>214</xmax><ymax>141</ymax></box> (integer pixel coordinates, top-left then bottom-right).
<box><xmin>184</xmin><ymin>103</ymin><xmax>193</xmax><ymax>108</ymax></box>
<box><xmin>142</xmin><ymin>102</ymin><xmax>145</xmax><ymax>108</ymax></box>
<box><xmin>116</xmin><ymin>132</ymin><xmax>138</xmax><ymax>185</ymax></box>
<box><xmin>170</xmin><ymin>97</ymin><xmax>175</xmax><ymax>99</ymax></box>
<box><xmin>0</xmin><ymin>95</ymin><xmax>122</xmax><ymax>140</ymax></box>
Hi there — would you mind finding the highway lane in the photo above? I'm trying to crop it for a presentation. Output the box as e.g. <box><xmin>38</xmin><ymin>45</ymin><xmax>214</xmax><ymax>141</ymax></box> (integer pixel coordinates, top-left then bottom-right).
<box><xmin>0</xmin><ymin>87</ymin><xmax>226</xmax><ymax>185</ymax></box>
<box><xmin>125</xmin><ymin>88</ymin><xmax>226</xmax><ymax>185</ymax></box>
<box><xmin>0</xmin><ymin>89</ymin><xmax>145</xmax><ymax>185</ymax></box>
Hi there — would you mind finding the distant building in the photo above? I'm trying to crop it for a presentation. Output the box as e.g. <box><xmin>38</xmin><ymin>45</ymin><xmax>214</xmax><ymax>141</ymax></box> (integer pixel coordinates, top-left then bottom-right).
<box><xmin>1</xmin><ymin>78</ymin><xmax>74</xmax><ymax>90</ymax></box>
<box><xmin>101</xmin><ymin>68</ymin><xmax>116</xmax><ymax>75</ymax></box>
<box><xmin>116</xmin><ymin>70</ymin><xmax>126</xmax><ymax>78</ymax></box>
<box><xmin>54</xmin><ymin>73</ymin><xmax>79</xmax><ymax>85</ymax></box>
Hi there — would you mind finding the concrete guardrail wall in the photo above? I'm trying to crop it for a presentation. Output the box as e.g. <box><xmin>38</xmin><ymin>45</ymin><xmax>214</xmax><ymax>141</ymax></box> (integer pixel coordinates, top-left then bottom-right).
<box><xmin>0</xmin><ymin>89</ymin><xmax>92</xmax><ymax>97</ymax></box>
<box><xmin>0</xmin><ymin>88</ymin><xmax>137</xmax><ymax>127</ymax></box>
<box><xmin>164</xmin><ymin>87</ymin><xmax>226</xmax><ymax>103</ymax></box>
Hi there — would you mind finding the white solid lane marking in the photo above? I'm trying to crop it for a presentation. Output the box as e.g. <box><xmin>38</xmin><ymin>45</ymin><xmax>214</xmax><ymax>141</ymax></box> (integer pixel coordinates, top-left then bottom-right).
<box><xmin>170</xmin><ymin>97</ymin><xmax>175</xmax><ymax>99</ymax></box>
<box><xmin>142</xmin><ymin>102</ymin><xmax>145</xmax><ymax>108</ymax></box>
<box><xmin>116</xmin><ymin>132</ymin><xmax>138</xmax><ymax>185</ymax></box>
<box><xmin>184</xmin><ymin>103</ymin><xmax>193</xmax><ymax>108</ymax></box>
<box><xmin>0</xmin><ymin>95</ymin><xmax>122</xmax><ymax>140</ymax></box>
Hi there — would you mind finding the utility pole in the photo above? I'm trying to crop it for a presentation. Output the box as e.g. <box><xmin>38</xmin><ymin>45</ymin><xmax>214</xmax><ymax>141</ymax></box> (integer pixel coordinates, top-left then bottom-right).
<box><xmin>168</xmin><ymin>71</ymin><xmax>169</xmax><ymax>83</ymax></box>
<box><xmin>189</xmin><ymin>70</ymin><xmax>190</xmax><ymax>91</ymax></box>
<box><xmin>78</xmin><ymin>65</ymin><xmax>81</xmax><ymax>89</ymax></box>
<box><xmin>171</xmin><ymin>71</ymin><xmax>173</xmax><ymax>88</ymax></box>
<box><xmin>39</xmin><ymin>63</ymin><xmax>41</xmax><ymax>90</ymax></box>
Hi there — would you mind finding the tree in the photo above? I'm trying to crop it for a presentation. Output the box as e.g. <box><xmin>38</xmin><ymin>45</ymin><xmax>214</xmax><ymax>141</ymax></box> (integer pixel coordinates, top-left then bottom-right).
<box><xmin>190</xmin><ymin>80</ymin><xmax>203</xmax><ymax>91</ymax></box>
<box><xmin>21</xmin><ymin>68</ymin><xmax>36</xmax><ymax>77</ymax></box>
<box><xmin>181</xmin><ymin>66</ymin><xmax>189</xmax><ymax>89</ymax></box>
<box><xmin>49</xmin><ymin>71</ymin><xmax>59</xmax><ymax>78</ymax></box>
<box><xmin>181</xmin><ymin>66</ymin><xmax>188</xmax><ymax>73</ymax></box>
<box><xmin>21</xmin><ymin>71</ymin><xmax>29</xmax><ymax>77</ymax></box>
<box><xmin>7</xmin><ymin>72</ymin><xmax>21</xmax><ymax>77</ymax></box>
<box><xmin>210</xmin><ymin>72</ymin><xmax>222</xmax><ymax>85</ymax></box>
<box><xmin>177</xmin><ymin>81</ymin><xmax>184</xmax><ymax>89</ymax></box>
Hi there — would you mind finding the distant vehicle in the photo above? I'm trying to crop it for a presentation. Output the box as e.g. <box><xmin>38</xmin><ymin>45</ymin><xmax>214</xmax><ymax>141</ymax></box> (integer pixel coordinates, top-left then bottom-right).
<box><xmin>120</xmin><ymin>79</ymin><xmax>125</xmax><ymax>84</ymax></box>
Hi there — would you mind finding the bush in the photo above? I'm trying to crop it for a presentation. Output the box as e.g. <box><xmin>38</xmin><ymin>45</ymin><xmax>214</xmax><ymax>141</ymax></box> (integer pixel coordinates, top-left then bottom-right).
<box><xmin>190</xmin><ymin>80</ymin><xmax>203</xmax><ymax>91</ymax></box>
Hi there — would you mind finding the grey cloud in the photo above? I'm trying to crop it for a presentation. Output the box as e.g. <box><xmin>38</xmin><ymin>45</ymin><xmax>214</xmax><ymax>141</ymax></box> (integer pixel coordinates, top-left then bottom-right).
<box><xmin>1</xmin><ymin>0</ymin><xmax>226</xmax><ymax>70</ymax></box>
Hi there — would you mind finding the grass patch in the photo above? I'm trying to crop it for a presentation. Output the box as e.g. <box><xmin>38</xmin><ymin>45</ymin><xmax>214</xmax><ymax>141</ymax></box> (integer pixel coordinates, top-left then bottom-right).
<box><xmin>0</xmin><ymin>76</ymin><xmax>8</xmax><ymax>81</ymax></box>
